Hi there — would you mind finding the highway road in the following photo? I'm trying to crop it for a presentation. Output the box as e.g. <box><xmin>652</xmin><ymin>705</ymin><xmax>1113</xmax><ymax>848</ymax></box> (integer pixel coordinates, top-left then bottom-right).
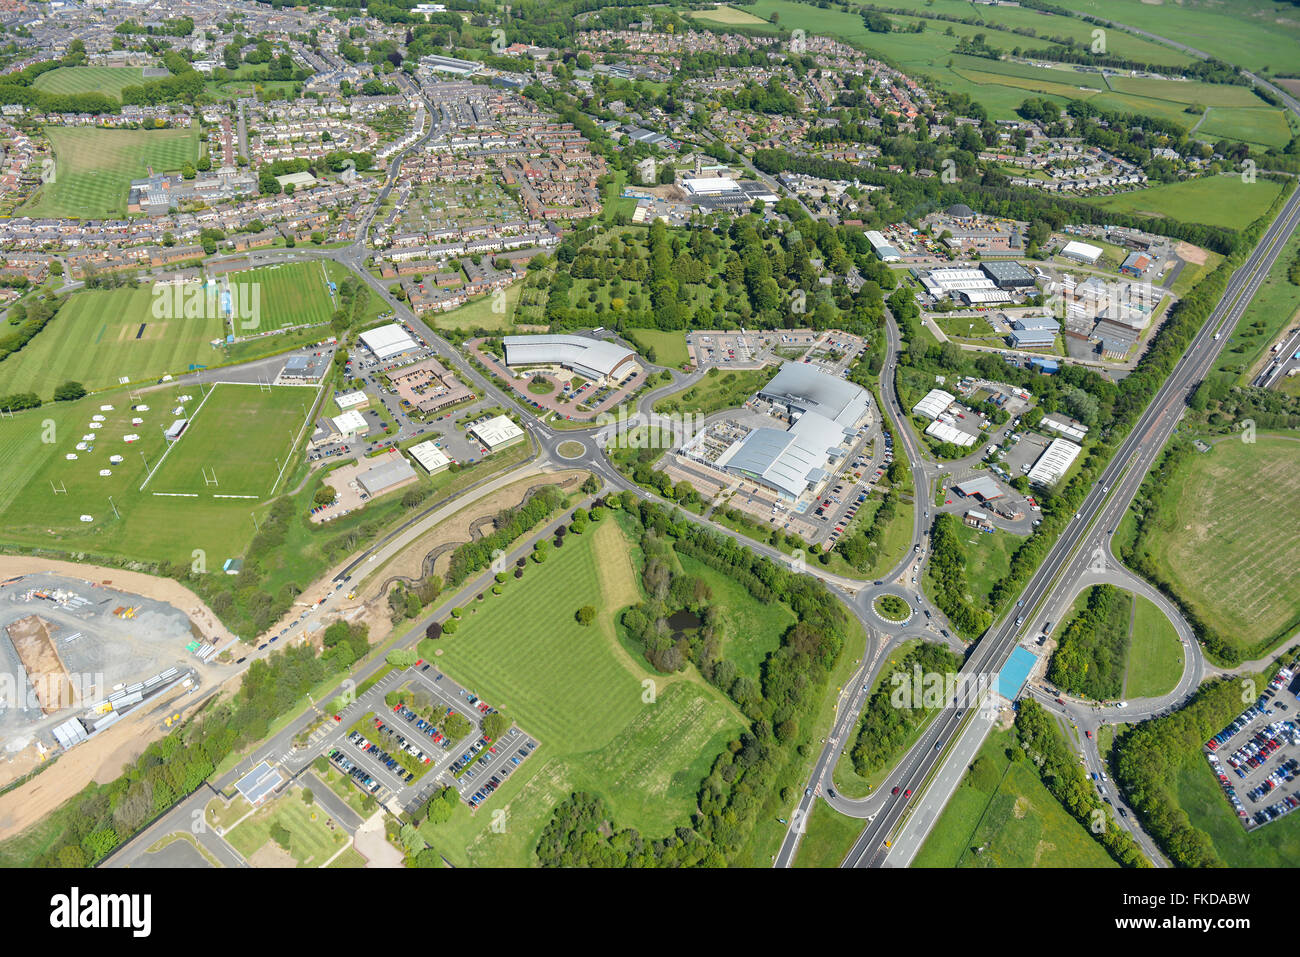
<box><xmin>840</xmin><ymin>176</ymin><xmax>1300</xmax><ymax>868</ymax></box>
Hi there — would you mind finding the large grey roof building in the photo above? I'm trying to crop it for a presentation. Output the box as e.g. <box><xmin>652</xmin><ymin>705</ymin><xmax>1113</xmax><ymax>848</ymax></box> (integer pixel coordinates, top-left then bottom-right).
<box><xmin>709</xmin><ymin>363</ymin><xmax>872</xmax><ymax>500</ymax></box>
<box><xmin>503</xmin><ymin>334</ymin><xmax>637</xmax><ymax>382</ymax></box>
<box><xmin>756</xmin><ymin>362</ymin><xmax>872</xmax><ymax>434</ymax></box>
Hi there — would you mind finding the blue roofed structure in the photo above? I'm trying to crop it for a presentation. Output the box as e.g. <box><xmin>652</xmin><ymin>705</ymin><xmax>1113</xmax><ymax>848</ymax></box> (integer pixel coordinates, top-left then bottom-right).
<box><xmin>997</xmin><ymin>646</ymin><xmax>1038</xmax><ymax>700</ymax></box>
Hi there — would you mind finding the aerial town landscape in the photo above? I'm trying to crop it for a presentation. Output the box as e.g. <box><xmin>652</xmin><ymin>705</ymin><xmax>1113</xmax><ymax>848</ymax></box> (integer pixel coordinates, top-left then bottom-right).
<box><xmin>0</xmin><ymin>0</ymin><xmax>1295</xmax><ymax>912</ymax></box>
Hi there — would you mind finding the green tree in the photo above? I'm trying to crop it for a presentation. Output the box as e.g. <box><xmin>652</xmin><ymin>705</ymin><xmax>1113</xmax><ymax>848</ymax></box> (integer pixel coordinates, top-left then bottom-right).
<box><xmin>386</xmin><ymin>648</ymin><xmax>417</xmax><ymax>669</ymax></box>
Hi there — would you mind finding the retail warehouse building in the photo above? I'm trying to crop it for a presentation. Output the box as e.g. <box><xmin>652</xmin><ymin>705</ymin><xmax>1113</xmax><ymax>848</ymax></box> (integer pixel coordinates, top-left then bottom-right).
<box><xmin>685</xmin><ymin>363</ymin><xmax>872</xmax><ymax>502</ymax></box>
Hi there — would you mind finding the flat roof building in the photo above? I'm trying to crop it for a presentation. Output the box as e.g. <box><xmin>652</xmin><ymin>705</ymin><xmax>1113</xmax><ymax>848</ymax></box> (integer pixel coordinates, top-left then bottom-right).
<box><xmin>408</xmin><ymin>440</ymin><xmax>451</xmax><ymax>474</ymax></box>
<box><xmin>702</xmin><ymin>364</ymin><xmax>871</xmax><ymax>502</ymax></box>
<box><xmin>980</xmin><ymin>260</ymin><xmax>1036</xmax><ymax>289</ymax></box>
<box><xmin>1061</xmin><ymin>240</ymin><xmax>1102</xmax><ymax>265</ymax></box>
<box><xmin>716</xmin><ymin>412</ymin><xmax>847</xmax><ymax>501</ymax></box>
<box><xmin>469</xmin><ymin>414</ymin><xmax>525</xmax><ymax>451</ymax></box>
<box><xmin>925</xmin><ymin>419</ymin><xmax>976</xmax><ymax>447</ymax></box>
<box><xmin>756</xmin><ymin>362</ymin><xmax>872</xmax><ymax>434</ymax></box>
<box><xmin>1040</xmin><ymin>414</ymin><xmax>1089</xmax><ymax>443</ymax></box>
<box><xmin>358</xmin><ymin>456</ymin><xmax>417</xmax><ymax>496</ymax></box>
<box><xmin>281</xmin><ymin>353</ymin><xmax>326</xmax><ymax>381</ymax></box>
<box><xmin>1026</xmin><ymin>437</ymin><xmax>1082</xmax><ymax>486</ymax></box>
<box><xmin>333</xmin><ymin>409</ymin><xmax>369</xmax><ymax>436</ymax></box>
<box><xmin>954</xmin><ymin>475</ymin><xmax>1004</xmax><ymax>501</ymax></box>
<box><xmin>865</xmin><ymin>230</ymin><xmax>901</xmax><ymax>262</ymax></box>
<box><xmin>683</xmin><ymin>177</ymin><xmax>741</xmax><ymax>195</ymax></box>
<box><xmin>359</xmin><ymin>323</ymin><xmax>420</xmax><ymax>361</ymax></box>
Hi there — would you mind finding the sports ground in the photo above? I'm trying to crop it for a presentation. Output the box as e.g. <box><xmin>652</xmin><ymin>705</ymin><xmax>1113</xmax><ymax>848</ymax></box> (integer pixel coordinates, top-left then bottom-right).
<box><xmin>223</xmin><ymin>261</ymin><xmax>341</xmax><ymax>334</ymax></box>
<box><xmin>1132</xmin><ymin>435</ymin><xmax>1300</xmax><ymax>658</ymax></box>
<box><xmin>20</xmin><ymin>126</ymin><xmax>200</xmax><ymax>220</ymax></box>
<box><xmin>0</xmin><ymin>285</ymin><xmax>225</xmax><ymax>398</ymax></box>
<box><xmin>0</xmin><ymin>383</ymin><xmax>316</xmax><ymax>564</ymax></box>
<box><xmin>31</xmin><ymin>66</ymin><xmax>145</xmax><ymax>100</ymax></box>
<box><xmin>146</xmin><ymin>383</ymin><xmax>314</xmax><ymax>499</ymax></box>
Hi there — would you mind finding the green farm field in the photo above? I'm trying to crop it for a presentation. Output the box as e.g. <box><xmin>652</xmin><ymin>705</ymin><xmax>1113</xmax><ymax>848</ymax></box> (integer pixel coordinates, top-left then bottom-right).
<box><xmin>1131</xmin><ymin>434</ymin><xmax>1300</xmax><ymax>658</ymax></box>
<box><xmin>688</xmin><ymin>3</ymin><xmax>770</xmax><ymax>27</ymax></box>
<box><xmin>1053</xmin><ymin>0</ymin><xmax>1300</xmax><ymax>74</ymax></box>
<box><xmin>21</xmin><ymin>125</ymin><xmax>200</xmax><ymax>220</ymax></box>
<box><xmin>0</xmin><ymin>285</ymin><xmax>225</xmax><ymax>398</ymax></box>
<box><xmin>416</xmin><ymin>519</ymin><xmax>746</xmax><ymax>866</ymax></box>
<box><xmin>1086</xmin><ymin>176</ymin><xmax>1284</xmax><ymax>232</ymax></box>
<box><xmin>733</xmin><ymin>0</ymin><xmax>1290</xmax><ymax>134</ymax></box>
<box><xmin>147</xmin><ymin>383</ymin><xmax>313</xmax><ymax>498</ymax></box>
<box><xmin>913</xmin><ymin>728</ymin><xmax>1118</xmax><ymax>868</ymax></box>
<box><xmin>32</xmin><ymin>66</ymin><xmax>144</xmax><ymax>100</ymax></box>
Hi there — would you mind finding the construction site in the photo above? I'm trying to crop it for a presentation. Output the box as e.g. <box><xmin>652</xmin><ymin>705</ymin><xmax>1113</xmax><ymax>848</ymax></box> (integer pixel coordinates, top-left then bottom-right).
<box><xmin>0</xmin><ymin>572</ymin><xmax>204</xmax><ymax>760</ymax></box>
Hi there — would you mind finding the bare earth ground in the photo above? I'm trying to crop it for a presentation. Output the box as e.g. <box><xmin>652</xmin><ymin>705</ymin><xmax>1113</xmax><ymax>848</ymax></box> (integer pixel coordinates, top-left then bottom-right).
<box><xmin>1175</xmin><ymin>241</ymin><xmax>1209</xmax><ymax>267</ymax></box>
<box><xmin>0</xmin><ymin>466</ymin><xmax>590</xmax><ymax>842</ymax></box>
<box><xmin>0</xmin><ymin>676</ymin><xmax>202</xmax><ymax>839</ymax></box>
<box><xmin>350</xmin><ymin>469</ymin><xmax>589</xmax><ymax>645</ymax></box>
<box><xmin>0</xmin><ymin>556</ymin><xmax>236</xmax><ymax>645</ymax></box>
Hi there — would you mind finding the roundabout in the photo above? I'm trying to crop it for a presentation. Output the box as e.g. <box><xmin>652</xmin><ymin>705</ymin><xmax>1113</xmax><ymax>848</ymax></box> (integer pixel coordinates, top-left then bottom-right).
<box><xmin>556</xmin><ymin>440</ymin><xmax>587</xmax><ymax>460</ymax></box>
<box><xmin>872</xmin><ymin>593</ymin><xmax>914</xmax><ymax>624</ymax></box>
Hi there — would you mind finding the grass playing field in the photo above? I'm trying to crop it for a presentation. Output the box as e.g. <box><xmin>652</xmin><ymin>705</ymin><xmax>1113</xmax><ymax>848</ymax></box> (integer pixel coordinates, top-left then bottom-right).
<box><xmin>1134</xmin><ymin>435</ymin><xmax>1300</xmax><ymax>658</ymax></box>
<box><xmin>415</xmin><ymin>519</ymin><xmax>746</xmax><ymax>866</ymax></box>
<box><xmin>31</xmin><ymin>66</ymin><xmax>144</xmax><ymax>100</ymax></box>
<box><xmin>0</xmin><ymin>388</ymin><xmax>292</xmax><ymax>564</ymax></box>
<box><xmin>223</xmin><ymin>261</ymin><xmax>340</xmax><ymax>334</ymax></box>
<box><xmin>1086</xmin><ymin>176</ymin><xmax>1285</xmax><ymax>232</ymax></box>
<box><xmin>913</xmin><ymin>727</ymin><xmax>1118</xmax><ymax>868</ymax></box>
<box><xmin>21</xmin><ymin>125</ymin><xmax>200</xmax><ymax>220</ymax></box>
<box><xmin>146</xmin><ymin>383</ymin><xmax>313</xmax><ymax>499</ymax></box>
<box><xmin>0</xmin><ymin>285</ymin><xmax>225</xmax><ymax>398</ymax></box>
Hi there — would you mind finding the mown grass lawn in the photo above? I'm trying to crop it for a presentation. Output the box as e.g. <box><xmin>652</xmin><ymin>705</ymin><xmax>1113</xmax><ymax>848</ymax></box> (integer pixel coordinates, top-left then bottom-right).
<box><xmin>415</xmin><ymin>518</ymin><xmax>746</xmax><ymax>866</ymax></box>
<box><xmin>1132</xmin><ymin>435</ymin><xmax>1300</xmax><ymax>659</ymax></box>
<box><xmin>1125</xmin><ymin>595</ymin><xmax>1184</xmax><ymax>699</ymax></box>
